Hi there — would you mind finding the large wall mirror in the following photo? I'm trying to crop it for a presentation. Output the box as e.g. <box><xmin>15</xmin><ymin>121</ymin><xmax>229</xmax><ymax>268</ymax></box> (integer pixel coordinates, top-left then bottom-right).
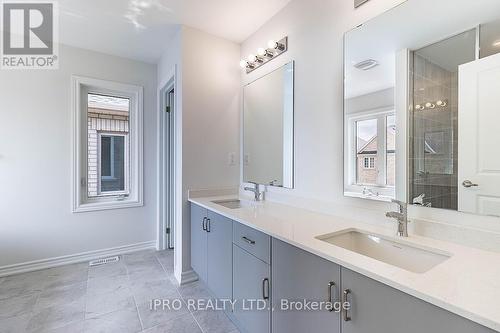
<box><xmin>243</xmin><ymin>61</ymin><xmax>294</xmax><ymax>188</ymax></box>
<box><xmin>344</xmin><ymin>0</ymin><xmax>500</xmax><ymax>217</ymax></box>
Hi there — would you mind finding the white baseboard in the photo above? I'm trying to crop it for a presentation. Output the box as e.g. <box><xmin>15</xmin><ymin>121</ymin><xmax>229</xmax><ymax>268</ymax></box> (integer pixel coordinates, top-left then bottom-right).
<box><xmin>179</xmin><ymin>269</ymin><xmax>198</xmax><ymax>285</ymax></box>
<box><xmin>0</xmin><ymin>241</ymin><xmax>156</xmax><ymax>277</ymax></box>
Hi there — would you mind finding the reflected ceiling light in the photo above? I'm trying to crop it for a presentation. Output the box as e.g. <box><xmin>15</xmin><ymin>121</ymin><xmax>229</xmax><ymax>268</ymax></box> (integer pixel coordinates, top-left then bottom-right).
<box><xmin>425</xmin><ymin>102</ymin><xmax>436</xmax><ymax>109</ymax></box>
<box><xmin>240</xmin><ymin>37</ymin><xmax>288</xmax><ymax>74</ymax></box>
<box><xmin>493</xmin><ymin>40</ymin><xmax>500</xmax><ymax>48</ymax></box>
<box><xmin>436</xmin><ymin>100</ymin><xmax>447</xmax><ymax>107</ymax></box>
<box><xmin>353</xmin><ymin>59</ymin><xmax>379</xmax><ymax>71</ymax></box>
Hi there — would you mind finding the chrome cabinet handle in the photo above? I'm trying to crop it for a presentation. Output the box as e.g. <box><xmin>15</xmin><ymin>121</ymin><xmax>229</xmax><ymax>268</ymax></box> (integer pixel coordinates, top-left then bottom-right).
<box><xmin>242</xmin><ymin>236</ymin><xmax>255</xmax><ymax>245</ymax></box>
<box><xmin>202</xmin><ymin>217</ymin><xmax>207</xmax><ymax>231</ymax></box>
<box><xmin>462</xmin><ymin>180</ymin><xmax>479</xmax><ymax>188</ymax></box>
<box><xmin>206</xmin><ymin>218</ymin><xmax>211</xmax><ymax>233</ymax></box>
<box><xmin>343</xmin><ymin>289</ymin><xmax>351</xmax><ymax>322</ymax></box>
<box><xmin>327</xmin><ymin>281</ymin><xmax>336</xmax><ymax>312</ymax></box>
<box><xmin>262</xmin><ymin>278</ymin><xmax>270</xmax><ymax>300</ymax></box>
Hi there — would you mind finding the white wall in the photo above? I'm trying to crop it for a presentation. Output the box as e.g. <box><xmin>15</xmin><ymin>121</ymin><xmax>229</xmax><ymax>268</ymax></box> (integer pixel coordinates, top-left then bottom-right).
<box><xmin>158</xmin><ymin>26</ymin><xmax>241</xmax><ymax>283</ymax></box>
<box><xmin>0</xmin><ymin>44</ymin><xmax>157</xmax><ymax>268</ymax></box>
<box><xmin>240</xmin><ymin>0</ymin><xmax>500</xmax><ymax>239</ymax></box>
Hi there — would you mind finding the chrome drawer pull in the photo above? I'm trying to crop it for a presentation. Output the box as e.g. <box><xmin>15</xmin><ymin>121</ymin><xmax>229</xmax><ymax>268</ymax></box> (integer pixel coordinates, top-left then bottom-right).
<box><xmin>242</xmin><ymin>236</ymin><xmax>256</xmax><ymax>245</ymax></box>
<box><xmin>327</xmin><ymin>281</ymin><xmax>336</xmax><ymax>312</ymax></box>
<box><xmin>202</xmin><ymin>217</ymin><xmax>207</xmax><ymax>231</ymax></box>
<box><xmin>343</xmin><ymin>289</ymin><xmax>352</xmax><ymax>322</ymax></box>
<box><xmin>262</xmin><ymin>278</ymin><xmax>270</xmax><ymax>300</ymax></box>
<box><xmin>206</xmin><ymin>218</ymin><xmax>211</xmax><ymax>233</ymax></box>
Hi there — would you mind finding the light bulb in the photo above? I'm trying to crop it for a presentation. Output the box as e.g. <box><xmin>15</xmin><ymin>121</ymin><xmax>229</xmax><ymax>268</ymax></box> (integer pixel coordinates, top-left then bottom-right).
<box><xmin>267</xmin><ymin>40</ymin><xmax>278</xmax><ymax>49</ymax></box>
<box><xmin>247</xmin><ymin>54</ymin><xmax>257</xmax><ymax>63</ymax></box>
<box><xmin>257</xmin><ymin>48</ymin><xmax>266</xmax><ymax>56</ymax></box>
<box><xmin>239</xmin><ymin>60</ymin><xmax>247</xmax><ymax>68</ymax></box>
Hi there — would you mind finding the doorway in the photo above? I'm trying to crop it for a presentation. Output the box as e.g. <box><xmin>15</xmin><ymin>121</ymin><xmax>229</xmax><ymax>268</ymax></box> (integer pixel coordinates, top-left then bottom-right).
<box><xmin>158</xmin><ymin>79</ymin><xmax>176</xmax><ymax>250</ymax></box>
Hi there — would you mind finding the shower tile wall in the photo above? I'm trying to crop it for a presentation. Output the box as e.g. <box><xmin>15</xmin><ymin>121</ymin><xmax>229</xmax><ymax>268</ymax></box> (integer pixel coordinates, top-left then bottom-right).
<box><xmin>410</xmin><ymin>54</ymin><xmax>458</xmax><ymax>210</ymax></box>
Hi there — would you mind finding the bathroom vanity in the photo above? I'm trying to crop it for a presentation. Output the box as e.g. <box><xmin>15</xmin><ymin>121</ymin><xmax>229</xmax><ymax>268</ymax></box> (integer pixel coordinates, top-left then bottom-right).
<box><xmin>189</xmin><ymin>197</ymin><xmax>500</xmax><ymax>333</ymax></box>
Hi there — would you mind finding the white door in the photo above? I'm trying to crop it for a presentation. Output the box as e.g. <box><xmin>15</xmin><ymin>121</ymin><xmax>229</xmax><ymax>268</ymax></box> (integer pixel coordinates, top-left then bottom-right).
<box><xmin>459</xmin><ymin>53</ymin><xmax>500</xmax><ymax>216</ymax></box>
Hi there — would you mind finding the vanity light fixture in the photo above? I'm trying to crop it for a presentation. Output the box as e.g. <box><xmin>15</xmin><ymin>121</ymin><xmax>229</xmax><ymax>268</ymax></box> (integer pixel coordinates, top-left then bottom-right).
<box><xmin>240</xmin><ymin>36</ymin><xmax>288</xmax><ymax>74</ymax></box>
<box><xmin>415</xmin><ymin>99</ymin><xmax>448</xmax><ymax>111</ymax></box>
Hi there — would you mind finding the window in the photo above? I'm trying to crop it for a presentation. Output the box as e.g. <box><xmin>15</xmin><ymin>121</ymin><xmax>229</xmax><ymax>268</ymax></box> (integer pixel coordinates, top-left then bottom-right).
<box><xmin>72</xmin><ymin>76</ymin><xmax>143</xmax><ymax>212</ymax></box>
<box><xmin>363</xmin><ymin>157</ymin><xmax>375</xmax><ymax>169</ymax></box>
<box><xmin>346</xmin><ymin>108</ymin><xmax>396</xmax><ymax>199</ymax></box>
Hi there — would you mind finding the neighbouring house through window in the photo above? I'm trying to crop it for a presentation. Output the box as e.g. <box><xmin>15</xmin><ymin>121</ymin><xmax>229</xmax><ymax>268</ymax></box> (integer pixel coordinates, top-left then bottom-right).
<box><xmin>87</xmin><ymin>94</ymin><xmax>130</xmax><ymax>197</ymax></box>
<box><xmin>347</xmin><ymin>109</ymin><xmax>396</xmax><ymax>198</ymax></box>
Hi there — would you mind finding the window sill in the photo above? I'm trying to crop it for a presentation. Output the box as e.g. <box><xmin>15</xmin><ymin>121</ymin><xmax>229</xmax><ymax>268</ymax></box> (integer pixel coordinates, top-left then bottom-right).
<box><xmin>72</xmin><ymin>198</ymin><xmax>143</xmax><ymax>213</ymax></box>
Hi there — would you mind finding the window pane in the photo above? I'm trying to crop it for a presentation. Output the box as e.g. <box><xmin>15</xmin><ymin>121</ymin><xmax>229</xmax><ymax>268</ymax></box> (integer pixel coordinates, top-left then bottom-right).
<box><xmin>386</xmin><ymin>115</ymin><xmax>396</xmax><ymax>186</ymax></box>
<box><xmin>101</xmin><ymin>136</ymin><xmax>111</xmax><ymax>177</ymax></box>
<box><xmin>87</xmin><ymin>93</ymin><xmax>129</xmax><ymax>197</ymax></box>
<box><xmin>356</xmin><ymin>118</ymin><xmax>377</xmax><ymax>185</ymax></box>
<box><xmin>101</xmin><ymin>136</ymin><xmax>125</xmax><ymax>193</ymax></box>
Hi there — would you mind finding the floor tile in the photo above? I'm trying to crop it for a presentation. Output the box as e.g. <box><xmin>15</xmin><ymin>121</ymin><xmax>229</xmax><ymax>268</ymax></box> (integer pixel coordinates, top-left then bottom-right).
<box><xmin>85</xmin><ymin>286</ymin><xmax>135</xmax><ymax>319</ymax></box>
<box><xmin>142</xmin><ymin>313</ymin><xmax>202</xmax><ymax>333</ymax></box>
<box><xmin>129</xmin><ymin>277</ymin><xmax>178</xmax><ymax>305</ymax></box>
<box><xmin>0</xmin><ymin>271</ymin><xmax>48</xmax><ymax>299</ymax></box>
<box><xmin>88</xmin><ymin>261</ymin><xmax>127</xmax><ymax>280</ymax></box>
<box><xmin>155</xmin><ymin>251</ymin><xmax>174</xmax><ymax>273</ymax></box>
<box><xmin>178</xmin><ymin>281</ymin><xmax>213</xmax><ymax>302</ymax></box>
<box><xmin>83</xmin><ymin>306</ymin><xmax>142</xmax><ymax>333</ymax></box>
<box><xmin>192</xmin><ymin>309</ymin><xmax>237</xmax><ymax>333</ymax></box>
<box><xmin>0</xmin><ymin>293</ymin><xmax>39</xmax><ymax>320</ymax></box>
<box><xmin>33</xmin><ymin>320</ymin><xmax>85</xmax><ymax>333</ymax></box>
<box><xmin>43</xmin><ymin>264</ymin><xmax>89</xmax><ymax>290</ymax></box>
<box><xmin>27</xmin><ymin>299</ymin><xmax>85</xmax><ymax>333</ymax></box>
<box><xmin>35</xmin><ymin>282</ymin><xmax>86</xmax><ymax>310</ymax></box>
<box><xmin>137</xmin><ymin>290</ymin><xmax>188</xmax><ymax>330</ymax></box>
<box><xmin>0</xmin><ymin>313</ymin><xmax>31</xmax><ymax>333</ymax></box>
<box><xmin>122</xmin><ymin>250</ymin><xmax>158</xmax><ymax>266</ymax></box>
<box><xmin>87</xmin><ymin>274</ymin><xmax>129</xmax><ymax>296</ymax></box>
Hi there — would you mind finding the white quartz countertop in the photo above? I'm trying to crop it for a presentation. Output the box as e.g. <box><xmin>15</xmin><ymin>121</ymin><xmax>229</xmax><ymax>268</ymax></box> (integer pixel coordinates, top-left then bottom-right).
<box><xmin>189</xmin><ymin>195</ymin><xmax>500</xmax><ymax>332</ymax></box>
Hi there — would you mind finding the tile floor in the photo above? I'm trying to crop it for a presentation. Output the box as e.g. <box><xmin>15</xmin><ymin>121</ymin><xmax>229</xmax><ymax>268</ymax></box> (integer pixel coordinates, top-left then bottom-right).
<box><xmin>0</xmin><ymin>250</ymin><xmax>240</xmax><ymax>333</ymax></box>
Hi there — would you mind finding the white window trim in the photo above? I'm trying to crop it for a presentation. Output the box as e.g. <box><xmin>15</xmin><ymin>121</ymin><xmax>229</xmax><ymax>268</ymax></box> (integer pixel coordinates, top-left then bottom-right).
<box><xmin>72</xmin><ymin>75</ymin><xmax>143</xmax><ymax>213</ymax></box>
<box><xmin>344</xmin><ymin>107</ymin><xmax>395</xmax><ymax>200</ymax></box>
<box><xmin>97</xmin><ymin>132</ymin><xmax>130</xmax><ymax>196</ymax></box>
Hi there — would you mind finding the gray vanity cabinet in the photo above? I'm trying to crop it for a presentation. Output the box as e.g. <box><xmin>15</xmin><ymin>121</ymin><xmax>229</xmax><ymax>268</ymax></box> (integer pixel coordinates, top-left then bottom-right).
<box><xmin>271</xmin><ymin>238</ymin><xmax>341</xmax><ymax>333</ymax></box>
<box><xmin>190</xmin><ymin>204</ymin><xmax>233</xmax><ymax>300</ymax></box>
<box><xmin>206</xmin><ymin>210</ymin><xmax>233</xmax><ymax>300</ymax></box>
<box><xmin>340</xmin><ymin>268</ymin><xmax>495</xmax><ymax>333</ymax></box>
<box><xmin>190</xmin><ymin>204</ymin><xmax>208</xmax><ymax>282</ymax></box>
<box><xmin>233</xmin><ymin>244</ymin><xmax>271</xmax><ymax>333</ymax></box>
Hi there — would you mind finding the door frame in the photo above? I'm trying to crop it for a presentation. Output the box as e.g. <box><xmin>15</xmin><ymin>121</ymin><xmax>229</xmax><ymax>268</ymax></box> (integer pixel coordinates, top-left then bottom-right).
<box><xmin>157</xmin><ymin>72</ymin><xmax>177</xmax><ymax>250</ymax></box>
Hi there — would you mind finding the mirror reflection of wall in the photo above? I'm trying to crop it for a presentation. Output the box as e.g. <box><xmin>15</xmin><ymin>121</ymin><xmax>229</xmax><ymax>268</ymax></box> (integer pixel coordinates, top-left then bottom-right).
<box><xmin>243</xmin><ymin>61</ymin><xmax>294</xmax><ymax>188</ymax></box>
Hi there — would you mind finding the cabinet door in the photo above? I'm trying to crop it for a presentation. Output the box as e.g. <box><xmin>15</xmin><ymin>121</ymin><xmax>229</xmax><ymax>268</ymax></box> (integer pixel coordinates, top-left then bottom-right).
<box><xmin>341</xmin><ymin>268</ymin><xmax>495</xmax><ymax>333</ymax></box>
<box><xmin>206</xmin><ymin>211</ymin><xmax>233</xmax><ymax>300</ymax></box>
<box><xmin>190</xmin><ymin>204</ymin><xmax>207</xmax><ymax>282</ymax></box>
<box><xmin>272</xmin><ymin>238</ymin><xmax>341</xmax><ymax>333</ymax></box>
<box><xmin>233</xmin><ymin>245</ymin><xmax>270</xmax><ymax>333</ymax></box>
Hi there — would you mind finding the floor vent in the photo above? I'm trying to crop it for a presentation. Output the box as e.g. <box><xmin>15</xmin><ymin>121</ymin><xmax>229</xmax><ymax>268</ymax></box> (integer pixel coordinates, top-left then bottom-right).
<box><xmin>89</xmin><ymin>256</ymin><xmax>120</xmax><ymax>267</ymax></box>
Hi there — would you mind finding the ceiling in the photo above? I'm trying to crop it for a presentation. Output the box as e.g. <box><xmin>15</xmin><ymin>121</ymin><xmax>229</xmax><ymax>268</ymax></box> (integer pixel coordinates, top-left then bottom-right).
<box><xmin>345</xmin><ymin>0</ymin><xmax>500</xmax><ymax>99</ymax></box>
<box><xmin>59</xmin><ymin>0</ymin><xmax>292</xmax><ymax>64</ymax></box>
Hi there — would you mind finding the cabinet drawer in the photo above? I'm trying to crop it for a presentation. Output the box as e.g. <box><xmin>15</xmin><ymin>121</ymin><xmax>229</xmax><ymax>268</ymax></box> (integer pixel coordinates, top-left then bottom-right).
<box><xmin>233</xmin><ymin>222</ymin><xmax>270</xmax><ymax>263</ymax></box>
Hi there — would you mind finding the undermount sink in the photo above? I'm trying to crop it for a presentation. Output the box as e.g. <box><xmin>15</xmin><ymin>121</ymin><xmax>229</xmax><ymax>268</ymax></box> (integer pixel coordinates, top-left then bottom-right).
<box><xmin>212</xmin><ymin>199</ymin><xmax>252</xmax><ymax>209</ymax></box>
<box><xmin>316</xmin><ymin>229</ymin><xmax>451</xmax><ymax>273</ymax></box>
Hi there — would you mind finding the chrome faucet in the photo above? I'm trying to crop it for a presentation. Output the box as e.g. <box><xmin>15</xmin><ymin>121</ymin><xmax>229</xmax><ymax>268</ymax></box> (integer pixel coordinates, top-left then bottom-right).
<box><xmin>244</xmin><ymin>182</ymin><xmax>262</xmax><ymax>201</ymax></box>
<box><xmin>386</xmin><ymin>199</ymin><xmax>409</xmax><ymax>237</ymax></box>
